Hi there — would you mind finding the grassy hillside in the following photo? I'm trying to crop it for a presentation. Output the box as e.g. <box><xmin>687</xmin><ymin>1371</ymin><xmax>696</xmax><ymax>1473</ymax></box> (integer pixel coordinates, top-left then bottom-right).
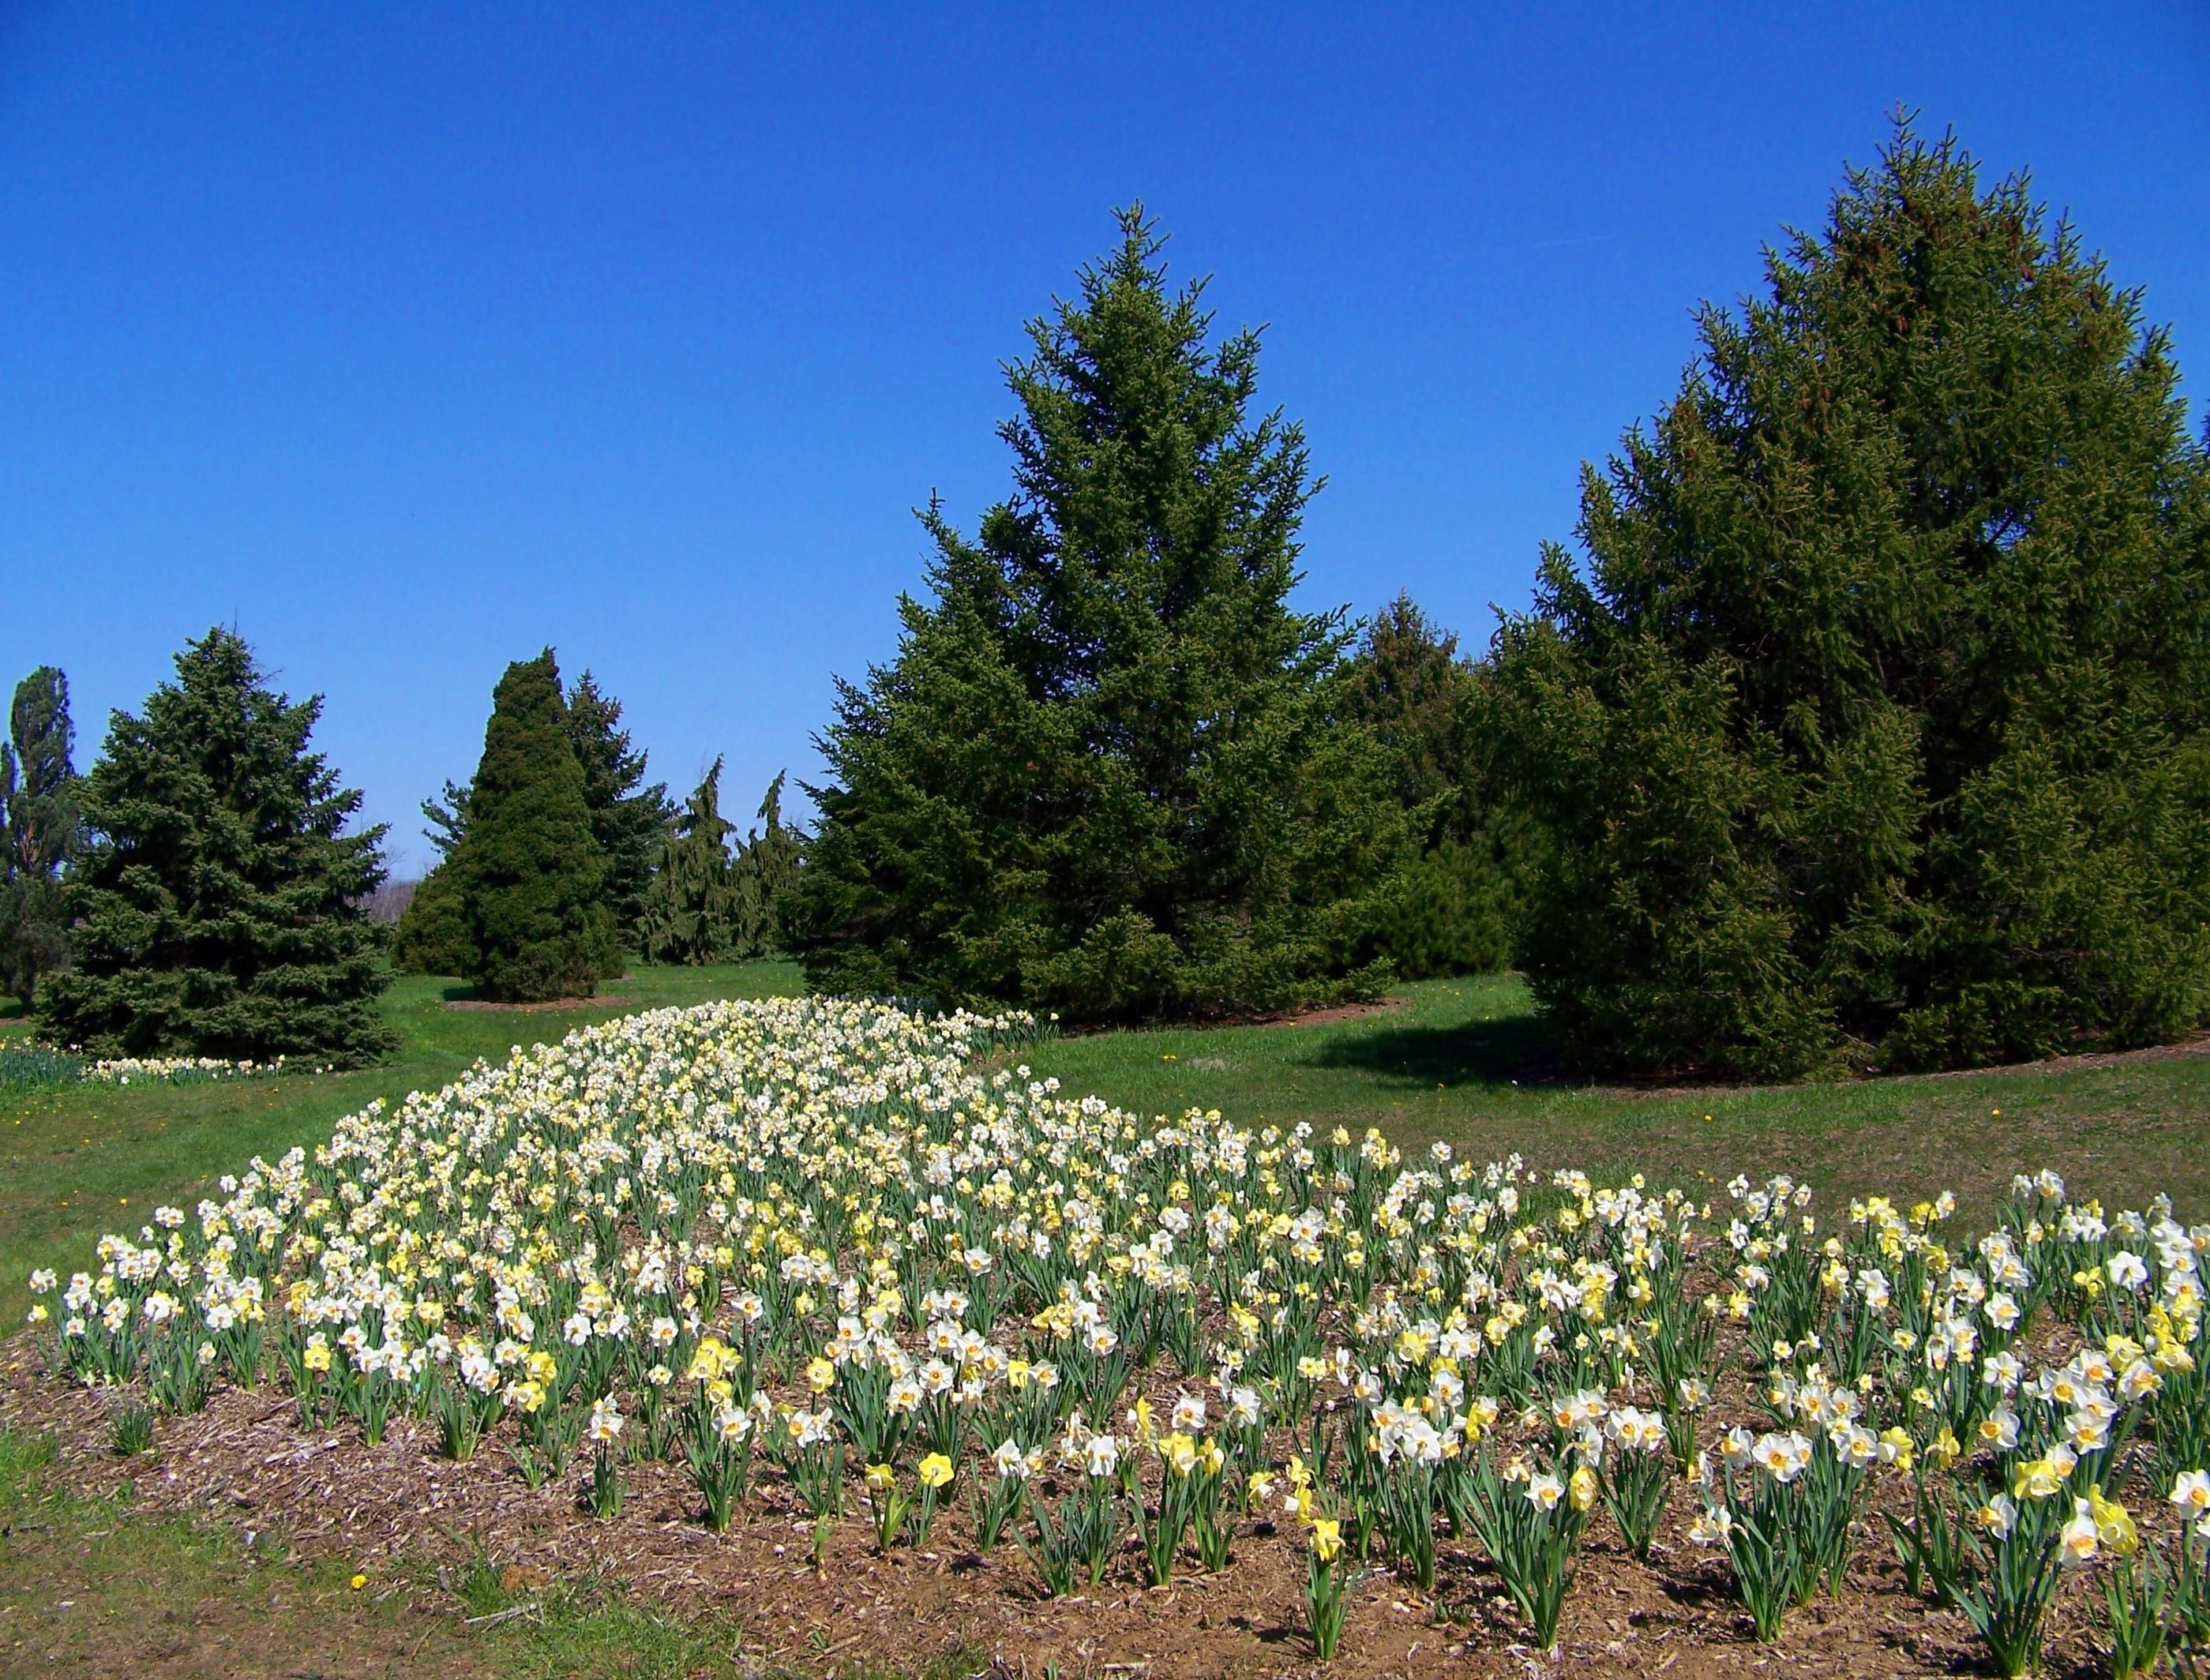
<box><xmin>1026</xmin><ymin>973</ymin><xmax>2210</xmax><ymax>1220</ymax></box>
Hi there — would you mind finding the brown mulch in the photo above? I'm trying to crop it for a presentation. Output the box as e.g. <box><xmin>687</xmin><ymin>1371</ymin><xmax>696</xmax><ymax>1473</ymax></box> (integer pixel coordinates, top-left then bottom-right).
<box><xmin>1</xmin><ymin>1362</ymin><xmax>2122</xmax><ymax>1680</ymax></box>
<box><xmin>442</xmin><ymin>996</ymin><xmax>636</xmax><ymax>1014</ymax></box>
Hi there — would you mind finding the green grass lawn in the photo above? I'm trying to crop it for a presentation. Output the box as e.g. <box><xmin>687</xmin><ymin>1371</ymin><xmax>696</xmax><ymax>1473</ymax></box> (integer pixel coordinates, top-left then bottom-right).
<box><xmin>1023</xmin><ymin>973</ymin><xmax>2210</xmax><ymax>1221</ymax></box>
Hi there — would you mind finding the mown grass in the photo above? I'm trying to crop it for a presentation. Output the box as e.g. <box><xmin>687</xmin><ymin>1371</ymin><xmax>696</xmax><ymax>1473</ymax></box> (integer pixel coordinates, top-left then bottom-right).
<box><xmin>1025</xmin><ymin>972</ymin><xmax>2210</xmax><ymax>1221</ymax></box>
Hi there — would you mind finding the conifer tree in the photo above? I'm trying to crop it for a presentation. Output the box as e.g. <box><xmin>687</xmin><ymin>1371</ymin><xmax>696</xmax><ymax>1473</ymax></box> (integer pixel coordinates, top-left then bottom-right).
<box><xmin>564</xmin><ymin>671</ymin><xmax>673</xmax><ymax>943</ymax></box>
<box><xmin>37</xmin><ymin>631</ymin><xmax>394</xmax><ymax>1063</ymax></box>
<box><xmin>454</xmin><ymin>651</ymin><xmax>619</xmax><ymax>1001</ymax></box>
<box><xmin>389</xmin><ymin>858</ymin><xmax>472</xmax><ymax>977</ymax></box>
<box><xmin>1491</xmin><ymin>124</ymin><xmax>2210</xmax><ymax>1077</ymax></box>
<box><xmin>731</xmin><ymin>771</ymin><xmax>801</xmax><ymax>958</ymax></box>
<box><xmin>1339</xmin><ymin>598</ymin><xmax>1514</xmax><ymax>979</ymax></box>
<box><xmin>409</xmin><ymin>671</ymin><xmax>667</xmax><ymax>953</ymax></box>
<box><xmin>0</xmin><ymin>667</ymin><xmax>80</xmax><ymax>1008</ymax></box>
<box><xmin>792</xmin><ymin>209</ymin><xmax>1408</xmax><ymax>1020</ymax></box>
<box><xmin>637</xmin><ymin>759</ymin><xmax>745</xmax><ymax>964</ymax></box>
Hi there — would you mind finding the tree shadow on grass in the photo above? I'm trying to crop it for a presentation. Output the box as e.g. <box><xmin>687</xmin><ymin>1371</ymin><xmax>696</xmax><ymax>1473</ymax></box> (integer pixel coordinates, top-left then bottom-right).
<box><xmin>1304</xmin><ymin>1010</ymin><xmax>1569</xmax><ymax>1090</ymax></box>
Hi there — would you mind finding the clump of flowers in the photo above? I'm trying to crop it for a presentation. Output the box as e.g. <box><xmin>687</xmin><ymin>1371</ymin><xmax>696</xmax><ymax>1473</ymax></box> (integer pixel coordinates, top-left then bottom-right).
<box><xmin>20</xmin><ymin>998</ymin><xmax>2209</xmax><ymax>1667</ymax></box>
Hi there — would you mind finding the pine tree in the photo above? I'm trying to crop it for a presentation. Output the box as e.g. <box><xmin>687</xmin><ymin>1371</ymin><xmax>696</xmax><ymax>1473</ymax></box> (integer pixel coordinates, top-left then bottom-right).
<box><xmin>1338</xmin><ymin>598</ymin><xmax>1515</xmax><ymax>978</ymax></box>
<box><xmin>791</xmin><ymin>208</ymin><xmax>1409</xmax><ymax>1021</ymax></box>
<box><xmin>454</xmin><ymin>651</ymin><xmax>620</xmax><ymax>1001</ymax></box>
<box><xmin>1491</xmin><ymin>123</ymin><xmax>2210</xmax><ymax>1078</ymax></box>
<box><xmin>637</xmin><ymin>759</ymin><xmax>745</xmax><ymax>964</ymax></box>
<box><xmin>1343</xmin><ymin>595</ymin><xmax>1474</xmax><ymax>825</ymax></box>
<box><xmin>36</xmin><ymin>630</ymin><xmax>394</xmax><ymax>1063</ymax></box>
<box><xmin>564</xmin><ymin>671</ymin><xmax>672</xmax><ymax>944</ymax></box>
<box><xmin>0</xmin><ymin>667</ymin><xmax>80</xmax><ymax>1008</ymax></box>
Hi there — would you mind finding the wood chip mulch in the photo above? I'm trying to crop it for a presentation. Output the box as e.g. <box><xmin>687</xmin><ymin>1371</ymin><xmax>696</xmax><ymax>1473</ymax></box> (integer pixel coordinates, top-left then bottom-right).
<box><xmin>1</xmin><ymin>1354</ymin><xmax>2126</xmax><ymax>1680</ymax></box>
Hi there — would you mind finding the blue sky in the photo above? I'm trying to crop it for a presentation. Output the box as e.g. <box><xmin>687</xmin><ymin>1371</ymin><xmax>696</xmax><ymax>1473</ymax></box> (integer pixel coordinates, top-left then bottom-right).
<box><xmin>3</xmin><ymin>3</ymin><xmax>2205</xmax><ymax>877</ymax></box>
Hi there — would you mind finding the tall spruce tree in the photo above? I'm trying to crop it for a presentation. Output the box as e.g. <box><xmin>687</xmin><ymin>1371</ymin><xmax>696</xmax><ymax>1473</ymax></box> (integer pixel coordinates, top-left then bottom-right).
<box><xmin>37</xmin><ymin>630</ymin><xmax>394</xmax><ymax>1063</ymax></box>
<box><xmin>637</xmin><ymin>759</ymin><xmax>745</xmax><ymax>964</ymax></box>
<box><xmin>791</xmin><ymin>209</ymin><xmax>1409</xmax><ymax>1021</ymax></box>
<box><xmin>454</xmin><ymin>651</ymin><xmax>620</xmax><ymax>1001</ymax></box>
<box><xmin>405</xmin><ymin>669</ymin><xmax>667</xmax><ymax>959</ymax></box>
<box><xmin>565</xmin><ymin>671</ymin><xmax>673</xmax><ymax>945</ymax></box>
<box><xmin>0</xmin><ymin>667</ymin><xmax>80</xmax><ymax>1008</ymax></box>
<box><xmin>1491</xmin><ymin>124</ymin><xmax>2210</xmax><ymax>1078</ymax></box>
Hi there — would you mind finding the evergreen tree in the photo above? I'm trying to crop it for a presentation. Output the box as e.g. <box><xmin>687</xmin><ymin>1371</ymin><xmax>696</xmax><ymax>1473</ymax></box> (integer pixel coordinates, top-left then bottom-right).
<box><xmin>1338</xmin><ymin>597</ymin><xmax>1515</xmax><ymax>978</ymax></box>
<box><xmin>0</xmin><ymin>667</ymin><xmax>80</xmax><ymax>1008</ymax></box>
<box><xmin>36</xmin><ymin>630</ymin><xmax>394</xmax><ymax>1063</ymax></box>
<box><xmin>389</xmin><ymin>859</ymin><xmax>473</xmax><ymax>976</ymax></box>
<box><xmin>731</xmin><ymin>771</ymin><xmax>801</xmax><ymax>958</ymax></box>
<box><xmin>791</xmin><ymin>209</ymin><xmax>1409</xmax><ymax>1021</ymax></box>
<box><xmin>418</xmin><ymin>776</ymin><xmax>471</xmax><ymax>864</ymax></box>
<box><xmin>1490</xmin><ymin>124</ymin><xmax>2210</xmax><ymax>1078</ymax></box>
<box><xmin>1343</xmin><ymin>595</ymin><xmax>1474</xmax><ymax>825</ymax></box>
<box><xmin>411</xmin><ymin>672</ymin><xmax>667</xmax><ymax>947</ymax></box>
<box><xmin>565</xmin><ymin>671</ymin><xmax>673</xmax><ymax>943</ymax></box>
<box><xmin>454</xmin><ymin>651</ymin><xmax>620</xmax><ymax>1001</ymax></box>
<box><xmin>637</xmin><ymin>759</ymin><xmax>745</xmax><ymax>964</ymax></box>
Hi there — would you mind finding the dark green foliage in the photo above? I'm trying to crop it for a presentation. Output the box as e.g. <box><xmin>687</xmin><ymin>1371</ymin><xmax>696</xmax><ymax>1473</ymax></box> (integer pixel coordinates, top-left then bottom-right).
<box><xmin>389</xmin><ymin>860</ymin><xmax>473</xmax><ymax>977</ymax></box>
<box><xmin>791</xmin><ymin>209</ymin><xmax>1409</xmax><ymax>1021</ymax></box>
<box><xmin>453</xmin><ymin>651</ymin><xmax>620</xmax><ymax>1002</ymax></box>
<box><xmin>418</xmin><ymin>776</ymin><xmax>471</xmax><ymax>865</ymax></box>
<box><xmin>736</xmin><ymin>771</ymin><xmax>801</xmax><ymax>957</ymax></box>
<box><xmin>1490</xmin><ymin>125</ymin><xmax>2210</xmax><ymax>1079</ymax></box>
<box><xmin>417</xmin><ymin>671</ymin><xmax>668</xmax><ymax>948</ymax></box>
<box><xmin>1343</xmin><ymin>595</ymin><xmax>1476</xmax><ymax>828</ymax></box>
<box><xmin>1357</xmin><ymin>838</ymin><xmax>1512</xmax><ymax>981</ymax></box>
<box><xmin>1340</xmin><ymin>598</ymin><xmax>1515</xmax><ymax>978</ymax></box>
<box><xmin>637</xmin><ymin>759</ymin><xmax>746</xmax><ymax>964</ymax></box>
<box><xmin>564</xmin><ymin>672</ymin><xmax>673</xmax><ymax>944</ymax></box>
<box><xmin>639</xmin><ymin>766</ymin><xmax>804</xmax><ymax>966</ymax></box>
<box><xmin>0</xmin><ymin>667</ymin><xmax>80</xmax><ymax>1008</ymax></box>
<box><xmin>36</xmin><ymin>630</ymin><xmax>395</xmax><ymax>1065</ymax></box>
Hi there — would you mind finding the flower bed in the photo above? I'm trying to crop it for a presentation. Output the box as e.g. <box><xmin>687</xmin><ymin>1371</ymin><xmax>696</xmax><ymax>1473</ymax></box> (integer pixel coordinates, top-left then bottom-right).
<box><xmin>17</xmin><ymin>996</ymin><xmax>2210</xmax><ymax>1675</ymax></box>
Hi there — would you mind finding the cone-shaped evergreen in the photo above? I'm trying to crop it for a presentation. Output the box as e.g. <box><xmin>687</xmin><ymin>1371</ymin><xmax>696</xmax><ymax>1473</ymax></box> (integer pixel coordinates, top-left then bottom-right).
<box><xmin>637</xmin><ymin>758</ymin><xmax>745</xmax><ymax>965</ymax></box>
<box><xmin>733</xmin><ymin>771</ymin><xmax>801</xmax><ymax>958</ymax></box>
<box><xmin>36</xmin><ymin>630</ymin><xmax>394</xmax><ymax>1064</ymax></box>
<box><xmin>0</xmin><ymin>666</ymin><xmax>81</xmax><ymax>1008</ymax></box>
<box><xmin>1491</xmin><ymin>124</ymin><xmax>2210</xmax><ymax>1078</ymax></box>
<box><xmin>389</xmin><ymin>858</ymin><xmax>473</xmax><ymax>977</ymax></box>
<box><xmin>455</xmin><ymin>651</ymin><xmax>620</xmax><ymax>1001</ymax></box>
<box><xmin>790</xmin><ymin>209</ymin><xmax>1408</xmax><ymax>1020</ymax></box>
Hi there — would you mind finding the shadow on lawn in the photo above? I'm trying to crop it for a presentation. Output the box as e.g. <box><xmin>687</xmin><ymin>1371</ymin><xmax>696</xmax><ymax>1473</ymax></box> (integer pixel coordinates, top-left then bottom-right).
<box><xmin>1306</xmin><ymin>1010</ymin><xmax>1567</xmax><ymax>1089</ymax></box>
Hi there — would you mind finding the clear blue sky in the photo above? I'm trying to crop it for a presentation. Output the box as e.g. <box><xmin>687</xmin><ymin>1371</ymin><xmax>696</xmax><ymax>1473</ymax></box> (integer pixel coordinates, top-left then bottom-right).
<box><xmin>3</xmin><ymin>4</ymin><xmax>2205</xmax><ymax>877</ymax></box>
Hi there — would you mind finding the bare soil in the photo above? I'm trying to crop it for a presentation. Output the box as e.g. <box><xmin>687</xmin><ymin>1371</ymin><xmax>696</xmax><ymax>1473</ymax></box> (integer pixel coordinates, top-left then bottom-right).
<box><xmin>443</xmin><ymin>996</ymin><xmax>636</xmax><ymax>1014</ymax></box>
<box><xmin>0</xmin><ymin>1367</ymin><xmax>2123</xmax><ymax>1680</ymax></box>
